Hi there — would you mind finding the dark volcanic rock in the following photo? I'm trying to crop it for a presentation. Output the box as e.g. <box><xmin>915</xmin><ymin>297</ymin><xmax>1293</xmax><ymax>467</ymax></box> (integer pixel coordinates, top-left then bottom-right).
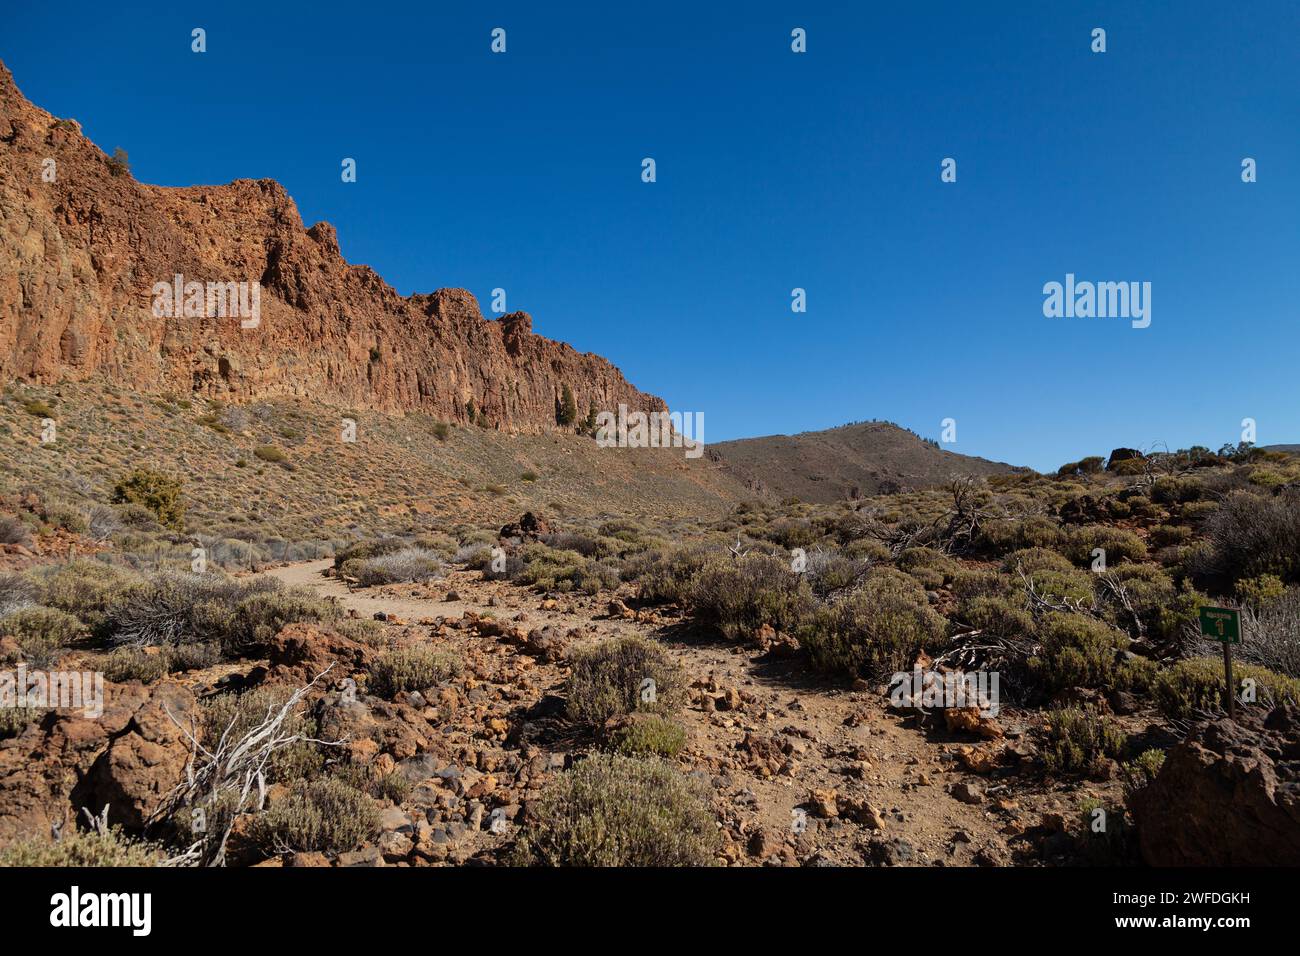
<box><xmin>1129</xmin><ymin>705</ymin><xmax>1300</xmax><ymax>865</ymax></box>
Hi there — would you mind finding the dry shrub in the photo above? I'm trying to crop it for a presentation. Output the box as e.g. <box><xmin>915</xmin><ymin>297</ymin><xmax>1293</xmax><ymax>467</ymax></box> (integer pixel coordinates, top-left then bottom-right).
<box><xmin>248</xmin><ymin>777</ymin><xmax>378</xmax><ymax>855</ymax></box>
<box><xmin>1192</xmin><ymin>489</ymin><xmax>1300</xmax><ymax>587</ymax></box>
<box><xmin>0</xmin><ymin>827</ymin><xmax>158</xmax><ymax>867</ymax></box>
<box><xmin>342</xmin><ymin>547</ymin><xmax>444</xmax><ymax>586</ymax></box>
<box><xmin>369</xmin><ymin>645</ymin><xmax>462</xmax><ymax>698</ymax></box>
<box><xmin>565</xmin><ymin>635</ymin><xmax>684</xmax><ymax>726</ymax></box>
<box><xmin>690</xmin><ymin>553</ymin><xmax>814</xmax><ymax>641</ymax></box>
<box><xmin>798</xmin><ymin>567</ymin><xmax>945</xmax><ymax>680</ymax></box>
<box><xmin>510</xmin><ymin>754</ymin><xmax>716</xmax><ymax>866</ymax></box>
<box><xmin>1041</xmin><ymin>705</ymin><xmax>1128</xmax><ymax>775</ymax></box>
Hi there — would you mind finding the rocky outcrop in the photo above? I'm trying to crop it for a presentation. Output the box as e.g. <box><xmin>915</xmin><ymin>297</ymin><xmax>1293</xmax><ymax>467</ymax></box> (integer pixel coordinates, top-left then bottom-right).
<box><xmin>1129</xmin><ymin>705</ymin><xmax>1300</xmax><ymax>865</ymax></box>
<box><xmin>0</xmin><ymin>681</ymin><xmax>195</xmax><ymax>846</ymax></box>
<box><xmin>1105</xmin><ymin>448</ymin><xmax>1143</xmax><ymax>470</ymax></box>
<box><xmin>0</xmin><ymin>61</ymin><xmax>665</xmax><ymax>432</ymax></box>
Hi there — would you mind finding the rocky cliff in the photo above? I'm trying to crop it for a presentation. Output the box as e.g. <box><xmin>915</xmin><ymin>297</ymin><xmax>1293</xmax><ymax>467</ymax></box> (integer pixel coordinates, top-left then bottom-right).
<box><xmin>0</xmin><ymin>61</ymin><xmax>665</xmax><ymax>431</ymax></box>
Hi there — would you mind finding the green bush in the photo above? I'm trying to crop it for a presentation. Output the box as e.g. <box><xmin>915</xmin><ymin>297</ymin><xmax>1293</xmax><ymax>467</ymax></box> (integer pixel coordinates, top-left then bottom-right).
<box><xmin>1041</xmin><ymin>705</ymin><xmax>1128</xmax><ymax>775</ymax></box>
<box><xmin>112</xmin><ymin>468</ymin><xmax>184</xmax><ymax>530</ymax></box>
<box><xmin>0</xmin><ymin>706</ymin><xmax>45</xmax><ymax>740</ymax></box>
<box><xmin>114</xmin><ymin>503</ymin><xmax>160</xmax><ymax>530</ymax></box>
<box><xmin>1236</xmin><ymin>574</ymin><xmax>1287</xmax><ymax>607</ymax></box>
<box><xmin>106</xmin><ymin>574</ymin><xmax>333</xmax><ymax>656</ymax></box>
<box><xmin>765</xmin><ymin>518</ymin><xmax>820</xmax><ymax>550</ymax></box>
<box><xmin>1001</xmin><ymin>547</ymin><xmax>1074</xmax><ymax>575</ymax></box>
<box><xmin>632</xmin><ymin>545</ymin><xmax>712</xmax><ymax>605</ymax></box>
<box><xmin>1121</xmin><ymin>748</ymin><xmax>1167</xmax><ymax>797</ymax></box>
<box><xmin>333</xmin><ymin>537</ymin><xmax>405</xmax><ymax>571</ymax></box>
<box><xmin>690</xmin><ymin>553</ymin><xmax>814</xmax><ymax>641</ymax></box>
<box><xmin>610</xmin><ymin>713</ymin><xmax>688</xmax><ymax>758</ymax></box>
<box><xmin>1019</xmin><ymin>566</ymin><xmax>1096</xmax><ymax>607</ymax></box>
<box><xmin>514</xmin><ymin>542</ymin><xmax>616</xmax><ymax>594</ymax></box>
<box><xmin>951</xmin><ymin>568</ymin><xmax>1009</xmax><ymax>604</ymax></box>
<box><xmin>0</xmin><ymin>516</ymin><xmax>32</xmax><ymax>547</ymax></box>
<box><xmin>510</xmin><ymin>754</ymin><xmax>717</xmax><ymax>866</ymax></box>
<box><xmin>1030</xmin><ymin>613</ymin><xmax>1130</xmax><ymax>693</ymax></box>
<box><xmin>105</xmin><ymin>147</ymin><xmax>131</xmax><ymax>177</ymax></box>
<box><xmin>565</xmin><ymin>635</ymin><xmax>684</xmax><ymax>726</ymax></box>
<box><xmin>961</xmin><ymin>594</ymin><xmax>1035</xmax><ymax>638</ymax></box>
<box><xmin>201</xmin><ymin>686</ymin><xmax>323</xmax><ymax>782</ymax></box>
<box><xmin>1066</xmin><ymin>526</ymin><xmax>1148</xmax><ymax>565</ymax></box>
<box><xmin>253</xmin><ymin>445</ymin><xmax>287</xmax><ymax>464</ymax></box>
<box><xmin>369</xmin><ymin>645</ymin><xmax>462</xmax><ymax>698</ymax></box>
<box><xmin>0</xmin><ymin>606</ymin><xmax>82</xmax><ymax>665</ymax></box>
<box><xmin>249</xmin><ymin>778</ymin><xmax>378</xmax><ymax>855</ymax></box>
<box><xmin>0</xmin><ymin>827</ymin><xmax>158</xmax><ymax>867</ymax></box>
<box><xmin>798</xmin><ymin>568</ymin><xmax>946</xmax><ymax>679</ymax></box>
<box><xmin>1095</xmin><ymin>564</ymin><xmax>1176</xmax><ymax>637</ymax></box>
<box><xmin>1193</xmin><ymin>489</ymin><xmax>1300</xmax><ymax>586</ymax></box>
<box><xmin>802</xmin><ymin>550</ymin><xmax>870</xmax><ymax>597</ymax></box>
<box><xmin>897</xmin><ymin>547</ymin><xmax>957</xmax><ymax>580</ymax></box>
<box><xmin>166</xmin><ymin>641</ymin><xmax>223</xmax><ymax>672</ymax></box>
<box><xmin>979</xmin><ymin>516</ymin><xmax>1064</xmax><ymax>554</ymax></box>
<box><xmin>39</xmin><ymin>560</ymin><xmax>137</xmax><ymax>641</ymax></box>
<box><xmin>1149</xmin><ymin>524</ymin><xmax>1193</xmax><ymax>548</ymax></box>
<box><xmin>99</xmin><ymin>646</ymin><xmax>169</xmax><ymax>684</ymax></box>
<box><xmin>44</xmin><ymin>505</ymin><xmax>87</xmax><ymax>534</ymax></box>
<box><xmin>225</xmin><ymin>586</ymin><xmax>335</xmax><ymax>654</ymax></box>
<box><xmin>1152</xmin><ymin>657</ymin><xmax>1300</xmax><ymax>719</ymax></box>
<box><xmin>1151</xmin><ymin>586</ymin><xmax>1212</xmax><ymax>648</ymax></box>
<box><xmin>1151</xmin><ymin>476</ymin><xmax>1204</xmax><ymax>505</ymax></box>
<box><xmin>557</xmin><ymin>384</ymin><xmax>578</xmax><ymax>427</ymax></box>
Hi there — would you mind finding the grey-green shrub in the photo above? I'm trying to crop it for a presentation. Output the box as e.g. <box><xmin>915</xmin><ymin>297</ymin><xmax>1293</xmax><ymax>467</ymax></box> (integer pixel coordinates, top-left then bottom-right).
<box><xmin>0</xmin><ymin>827</ymin><xmax>158</xmax><ymax>867</ymax></box>
<box><xmin>609</xmin><ymin>714</ymin><xmax>688</xmax><ymax>758</ymax></box>
<box><xmin>249</xmin><ymin>777</ymin><xmax>378</xmax><ymax>854</ymax></box>
<box><xmin>690</xmin><ymin>553</ymin><xmax>814</xmax><ymax>641</ymax></box>
<box><xmin>1041</xmin><ymin>705</ymin><xmax>1128</xmax><ymax>775</ymax></box>
<box><xmin>798</xmin><ymin>567</ymin><xmax>945</xmax><ymax>679</ymax></box>
<box><xmin>510</xmin><ymin>754</ymin><xmax>716</xmax><ymax>866</ymax></box>
<box><xmin>369</xmin><ymin>645</ymin><xmax>462</xmax><ymax>698</ymax></box>
<box><xmin>1152</xmin><ymin>657</ymin><xmax>1300</xmax><ymax>718</ymax></box>
<box><xmin>565</xmin><ymin>635</ymin><xmax>684</xmax><ymax>726</ymax></box>
<box><xmin>0</xmin><ymin>606</ymin><xmax>82</xmax><ymax>665</ymax></box>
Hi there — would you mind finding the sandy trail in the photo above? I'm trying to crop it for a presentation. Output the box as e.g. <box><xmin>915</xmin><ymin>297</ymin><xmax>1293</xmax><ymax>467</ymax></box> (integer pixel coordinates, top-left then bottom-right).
<box><xmin>263</xmin><ymin>558</ymin><xmax>480</xmax><ymax>621</ymax></box>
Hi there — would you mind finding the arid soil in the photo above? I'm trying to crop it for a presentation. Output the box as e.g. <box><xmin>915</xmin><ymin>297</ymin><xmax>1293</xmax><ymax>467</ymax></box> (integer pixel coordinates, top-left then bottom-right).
<box><xmin>257</xmin><ymin>560</ymin><xmax>1128</xmax><ymax>866</ymax></box>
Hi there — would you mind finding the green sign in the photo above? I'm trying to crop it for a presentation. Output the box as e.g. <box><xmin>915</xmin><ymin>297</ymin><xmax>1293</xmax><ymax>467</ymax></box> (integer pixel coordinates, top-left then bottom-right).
<box><xmin>1199</xmin><ymin>607</ymin><xmax>1241</xmax><ymax>644</ymax></box>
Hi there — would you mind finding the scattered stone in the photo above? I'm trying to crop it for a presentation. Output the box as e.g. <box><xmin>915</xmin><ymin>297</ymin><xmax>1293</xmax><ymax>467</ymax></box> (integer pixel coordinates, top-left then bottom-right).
<box><xmin>337</xmin><ymin>846</ymin><xmax>384</xmax><ymax>867</ymax></box>
<box><xmin>808</xmin><ymin>788</ymin><xmax>838</xmax><ymax>818</ymax></box>
<box><xmin>950</xmin><ymin>781</ymin><xmax>984</xmax><ymax>805</ymax></box>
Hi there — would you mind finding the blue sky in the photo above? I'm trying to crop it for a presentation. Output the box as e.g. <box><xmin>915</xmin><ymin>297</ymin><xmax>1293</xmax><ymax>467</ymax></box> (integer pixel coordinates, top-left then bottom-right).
<box><xmin>5</xmin><ymin>1</ymin><xmax>1298</xmax><ymax>470</ymax></box>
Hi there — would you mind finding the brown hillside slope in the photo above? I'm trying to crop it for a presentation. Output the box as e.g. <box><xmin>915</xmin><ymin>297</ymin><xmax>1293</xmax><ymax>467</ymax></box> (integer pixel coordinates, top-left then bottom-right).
<box><xmin>0</xmin><ymin>380</ymin><xmax>752</xmax><ymax>541</ymax></box>
<box><xmin>0</xmin><ymin>61</ymin><xmax>662</xmax><ymax>432</ymax></box>
<box><xmin>709</xmin><ymin>421</ymin><xmax>1022</xmax><ymax>503</ymax></box>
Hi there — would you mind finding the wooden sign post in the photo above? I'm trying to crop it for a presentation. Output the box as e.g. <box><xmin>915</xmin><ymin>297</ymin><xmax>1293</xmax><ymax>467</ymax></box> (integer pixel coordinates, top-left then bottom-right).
<box><xmin>1199</xmin><ymin>607</ymin><xmax>1241</xmax><ymax>719</ymax></box>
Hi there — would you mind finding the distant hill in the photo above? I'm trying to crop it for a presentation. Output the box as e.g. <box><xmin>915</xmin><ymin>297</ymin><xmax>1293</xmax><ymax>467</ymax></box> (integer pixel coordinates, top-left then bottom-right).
<box><xmin>1263</xmin><ymin>445</ymin><xmax>1300</xmax><ymax>454</ymax></box>
<box><xmin>707</xmin><ymin>422</ymin><xmax>1023</xmax><ymax>503</ymax></box>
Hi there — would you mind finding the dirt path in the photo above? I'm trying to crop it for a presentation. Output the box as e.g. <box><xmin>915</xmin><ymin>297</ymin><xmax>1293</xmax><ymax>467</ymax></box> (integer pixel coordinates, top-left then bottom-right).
<box><xmin>264</xmin><ymin>559</ymin><xmax>479</xmax><ymax>621</ymax></box>
<box><xmin>260</xmin><ymin>559</ymin><xmax>1071</xmax><ymax>866</ymax></box>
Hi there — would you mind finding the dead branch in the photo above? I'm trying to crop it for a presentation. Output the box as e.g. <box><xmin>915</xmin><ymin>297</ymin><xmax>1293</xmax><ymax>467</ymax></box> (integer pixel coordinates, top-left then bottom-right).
<box><xmin>151</xmin><ymin>666</ymin><xmax>345</xmax><ymax>867</ymax></box>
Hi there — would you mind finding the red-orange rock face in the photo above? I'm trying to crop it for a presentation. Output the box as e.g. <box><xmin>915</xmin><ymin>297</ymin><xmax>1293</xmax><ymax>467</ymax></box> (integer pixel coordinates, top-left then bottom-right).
<box><xmin>0</xmin><ymin>61</ymin><xmax>666</xmax><ymax>431</ymax></box>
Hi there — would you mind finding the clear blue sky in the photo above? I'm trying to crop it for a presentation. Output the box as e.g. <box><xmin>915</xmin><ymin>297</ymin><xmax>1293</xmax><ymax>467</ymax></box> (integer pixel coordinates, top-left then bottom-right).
<box><xmin>5</xmin><ymin>1</ymin><xmax>1298</xmax><ymax>471</ymax></box>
